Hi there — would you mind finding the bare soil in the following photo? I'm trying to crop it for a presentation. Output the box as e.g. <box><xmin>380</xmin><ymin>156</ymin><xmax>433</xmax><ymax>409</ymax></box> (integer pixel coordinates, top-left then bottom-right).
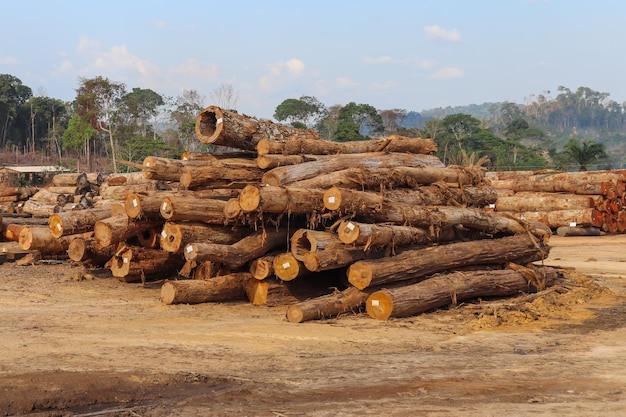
<box><xmin>1</xmin><ymin>234</ymin><xmax>625</xmax><ymax>416</ymax></box>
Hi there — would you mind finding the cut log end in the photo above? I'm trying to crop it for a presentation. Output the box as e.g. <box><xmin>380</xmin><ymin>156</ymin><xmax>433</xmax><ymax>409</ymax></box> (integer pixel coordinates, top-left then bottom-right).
<box><xmin>302</xmin><ymin>252</ymin><xmax>320</xmax><ymax>272</ymax></box>
<box><xmin>273</xmin><ymin>253</ymin><xmax>303</xmax><ymax>281</ymax></box>
<box><xmin>323</xmin><ymin>187</ymin><xmax>343</xmax><ymax>211</ymax></box>
<box><xmin>239</xmin><ymin>185</ymin><xmax>261</xmax><ymax>212</ymax></box>
<box><xmin>366</xmin><ymin>290</ymin><xmax>394</xmax><ymax>320</ymax></box>
<box><xmin>160</xmin><ymin>281</ymin><xmax>177</xmax><ymax>305</ymax></box>
<box><xmin>347</xmin><ymin>263</ymin><xmax>373</xmax><ymax>290</ymax></box>
<box><xmin>49</xmin><ymin>213</ymin><xmax>64</xmax><ymax>238</ymax></box>
<box><xmin>179</xmin><ymin>171</ymin><xmax>192</xmax><ymax>189</ymax></box>
<box><xmin>256</xmin><ymin>138</ymin><xmax>271</xmax><ymax>156</ymax></box>
<box><xmin>250</xmin><ymin>257</ymin><xmax>273</xmax><ymax>280</ymax></box>
<box><xmin>184</xmin><ymin>243</ymin><xmax>198</xmax><ymax>261</ymax></box>
<box><xmin>286</xmin><ymin>305</ymin><xmax>305</xmax><ymax>323</ymax></box>
<box><xmin>195</xmin><ymin>106</ymin><xmax>224</xmax><ymax>144</ymax></box>
<box><xmin>124</xmin><ymin>193</ymin><xmax>142</xmax><ymax>219</ymax></box>
<box><xmin>224</xmin><ymin>198</ymin><xmax>242</xmax><ymax>219</ymax></box>
<box><xmin>67</xmin><ymin>238</ymin><xmax>87</xmax><ymax>262</ymax></box>
<box><xmin>337</xmin><ymin>220</ymin><xmax>360</xmax><ymax>244</ymax></box>
<box><xmin>160</xmin><ymin>197</ymin><xmax>174</xmax><ymax>219</ymax></box>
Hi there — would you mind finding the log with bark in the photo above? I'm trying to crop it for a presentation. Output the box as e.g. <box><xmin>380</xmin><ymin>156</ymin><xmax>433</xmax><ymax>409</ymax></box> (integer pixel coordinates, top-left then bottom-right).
<box><xmin>21</xmin><ymin>200</ymin><xmax>58</xmax><ymax>217</ymax></box>
<box><xmin>67</xmin><ymin>237</ymin><xmax>119</xmax><ymax>267</ymax></box>
<box><xmin>160</xmin><ymin>272</ymin><xmax>251</xmax><ymax>305</ymax></box>
<box><xmin>256</xmin><ymin>134</ymin><xmax>438</xmax><ymax>156</ymax></box>
<box><xmin>181</xmin><ymin>150</ymin><xmax>256</xmax><ymax>161</ymax></box>
<box><xmin>184</xmin><ymin>228</ymin><xmax>289</xmax><ymax>268</ymax></box>
<box><xmin>366</xmin><ymin>264</ymin><xmax>561</xmax><ymax>320</ymax></box>
<box><xmin>141</xmin><ymin>156</ymin><xmax>207</xmax><ymax>181</ymax></box>
<box><xmin>336</xmin><ymin>220</ymin><xmax>454</xmax><ymax>248</ymax></box>
<box><xmin>106</xmin><ymin>171</ymin><xmax>148</xmax><ymax>186</ymax></box>
<box><xmin>159</xmin><ymin>195</ymin><xmax>228</xmax><ymax>224</ymax></box>
<box><xmin>507</xmin><ymin>209</ymin><xmax>604</xmax><ymax>229</ymax></box>
<box><xmin>98</xmin><ymin>182</ymin><xmax>162</xmax><ymax>200</ymax></box>
<box><xmin>347</xmin><ymin>233</ymin><xmax>550</xmax><ymax>290</ymax></box>
<box><xmin>494</xmin><ymin>192</ymin><xmax>602</xmax><ymax>212</ymax></box>
<box><xmin>261</xmin><ymin>152</ymin><xmax>446</xmax><ymax>186</ymax></box>
<box><xmin>93</xmin><ymin>214</ymin><xmax>165</xmax><ymax>247</ymax></box>
<box><xmin>555</xmin><ymin>225</ymin><xmax>602</xmax><ymax>237</ymax></box>
<box><xmin>290</xmin><ymin>229</ymin><xmax>343</xmax><ymax>261</ymax></box>
<box><xmin>108</xmin><ymin>244</ymin><xmax>185</xmax><ymax>283</ymax></box>
<box><xmin>179</xmin><ymin>163</ymin><xmax>263</xmax><ymax>189</ymax></box>
<box><xmin>195</xmin><ymin>105</ymin><xmax>321</xmax><ymax>151</ymax></box>
<box><xmin>256</xmin><ymin>154</ymin><xmax>323</xmax><ymax>170</ymax></box>
<box><xmin>51</xmin><ymin>172</ymin><xmax>89</xmax><ymax>188</ymax></box>
<box><xmin>273</xmin><ymin>252</ymin><xmax>311</xmax><ymax>281</ymax></box>
<box><xmin>48</xmin><ymin>207</ymin><xmax>112</xmax><ymax>238</ymax></box>
<box><xmin>487</xmin><ymin>178</ymin><xmax>608</xmax><ymax>195</ymax></box>
<box><xmin>249</xmin><ymin>252</ymin><xmax>278</xmax><ymax>280</ymax></box>
<box><xmin>238</xmin><ymin>185</ymin><xmax>327</xmax><ymax>214</ymax></box>
<box><xmin>244</xmin><ymin>273</ymin><xmax>341</xmax><ymax>306</ymax></box>
<box><xmin>159</xmin><ymin>221</ymin><xmax>248</xmax><ymax>253</ymax></box>
<box><xmin>302</xmin><ymin>245</ymin><xmax>387</xmax><ymax>273</ymax></box>
<box><xmin>18</xmin><ymin>225</ymin><xmax>91</xmax><ymax>253</ymax></box>
<box><xmin>286</xmin><ymin>286</ymin><xmax>370</xmax><ymax>323</ymax></box>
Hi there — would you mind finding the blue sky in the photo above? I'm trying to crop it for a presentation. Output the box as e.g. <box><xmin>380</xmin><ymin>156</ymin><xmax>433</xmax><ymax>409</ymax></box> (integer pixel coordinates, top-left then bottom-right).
<box><xmin>2</xmin><ymin>0</ymin><xmax>625</xmax><ymax>120</ymax></box>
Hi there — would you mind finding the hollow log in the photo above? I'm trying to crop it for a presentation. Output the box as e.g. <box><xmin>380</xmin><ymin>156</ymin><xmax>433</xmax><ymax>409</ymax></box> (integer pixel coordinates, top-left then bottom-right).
<box><xmin>555</xmin><ymin>226</ymin><xmax>602</xmax><ymax>237</ymax></box>
<box><xmin>290</xmin><ymin>229</ymin><xmax>343</xmax><ymax>261</ymax></box>
<box><xmin>94</xmin><ymin>214</ymin><xmax>164</xmax><ymax>247</ymax></box>
<box><xmin>51</xmin><ymin>172</ymin><xmax>88</xmax><ymax>188</ymax></box>
<box><xmin>160</xmin><ymin>272</ymin><xmax>251</xmax><ymax>305</ymax></box>
<box><xmin>195</xmin><ymin>105</ymin><xmax>321</xmax><ymax>151</ymax></box>
<box><xmin>19</xmin><ymin>226</ymin><xmax>91</xmax><ymax>253</ymax></box>
<box><xmin>495</xmin><ymin>192</ymin><xmax>602</xmax><ymax>212</ymax></box>
<box><xmin>273</xmin><ymin>252</ymin><xmax>311</xmax><ymax>281</ymax></box>
<box><xmin>347</xmin><ymin>233</ymin><xmax>550</xmax><ymax>290</ymax></box>
<box><xmin>184</xmin><ymin>229</ymin><xmax>289</xmax><ymax>268</ymax></box>
<box><xmin>136</xmin><ymin>227</ymin><xmax>160</xmax><ymax>248</ymax></box>
<box><xmin>366</xmin><ymin>264</ymin><xmax>561</xmax><ymax>320</ymax></box>
<box><xmin>67</xmin><ymin>237</ymin><xmax>118</xmax><ymax>266</ymax></box>
<box><xmin>256</xmin><ymin>134</ymin><xmax>438</xmax><ymax>156</ymax></box>
<box><xmin>508</xmin><ymin>209</ymin><xmax>604</xmax><ymax>229</ymax></box>
<box><xmin>238</xmin><ymin>185</ymin><xmax>326</xmax><ymax>214</ymax></box>
<box><xmin>49</xmin><ymin>207</ymin><xmax>112</xmax><ymax>238</ymax></box>
<box><xmin>159</xmin><ymin>221</ymin><xmax>248</xmax><ymax>253</ymax></box>
<box><xmin>244</xmin><ymin>274</ymin><xmax>340</xmax><ymax>306</ymax></box>
<box><xmin>159</xmin><ymin>196</ymin><xmax>228</xmax><ymax>224</ymax></box>
<box><xmin>261</xmin><ymin>152</ymin><xmax>445</xmax><ymax>186</ymax></box>
<box><xmin>286</xmin><ymin>286</ymin><xmax>370</xmax><ymax>323</ymax></box>
<box><xmin>108</xmin><ymin>244</ymin><xmax>185</xmax><ymax>283</ymax></box>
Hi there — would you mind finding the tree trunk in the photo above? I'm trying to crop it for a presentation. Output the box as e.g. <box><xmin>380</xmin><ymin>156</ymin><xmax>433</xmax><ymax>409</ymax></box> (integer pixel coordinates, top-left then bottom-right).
<box><xmin>67</xmin><ymin>237</ymin><xmax>119</xmax><ymax>266</ymax></box>
<box><xmin>48</xmin><ymin>207</ymin><xmax>112</xmax><ymax>238</ymax></box>
<box><xmin>286</xmin><ymin>286</ymin><xmax>370</xmax><ymax>323</ymax></box>
<box><xmin>337</xmin><ymin>220</ymin><xmax>452</xmax><ymax>247</ymax></box>
<box><xmin>508</xmin><ymin>209</ymin><xmax>604</xmax><ymax>229</ymax></box>
<box><xmin>108</xmin><ymin>244</ymin><xmax>184</xmax><ymax>283</ymax></box>
<box><xmin>98</xmin><ymin>183</ymin><xmax>161</xmax><ymax>201</ymax></box>
<box><xmin>238</xmin><ymin>185</ymin><xmax>326</xmax><ymax>214</ymax></box>
<box><xmin>555</xmin><ymin>226</ymin><xmax>602</xmax><ymax>237</ymax></box>
<box><xmin>366</xmin><ymin>264</ymin><xmax>561</xmax><ymax>320</ymax></box>
<box><xmin>249</xmin><ymin>252</ymin><xmax>278</xmax><ymax>280</ymax></box>
<box><xmin>347</xmin><ymin>233</ymin><xmax>550</xmax><ymax>290</ymax></box>
<box><xmin>18</xmin><ymin>226</ymin><xmax>91</xmax><ymax>252</ymax></box>
<box><xmin>141</xmin><ymin>156</ymin><xmax>207</xmax><ymax>181</ymax></box>
<box><xmin>290</xmin><ymin>229</ymin><xmax>343</xmax><ymax>261</ymax></box>
<box><xmin>181</xmin><ymin>150</ymin><xmax>256</xmax><ymax>161</ymax></box>
<box><xmin>160</xmin><ymin>272</ymin><xmax>251</xmax><ymax>305</ymax></box>
<box><xmin>273</xmin><ymin>252</ymin><xmax>310</xmax><ymax>281</ymax></box>
<box><xmin>303</xmin><ymin>246</ymin><xmax>387</xmax><ymax>272</ymax></box>
<box><xmin>106</xmin><ymin>171</ymin><xmax>148</xmax><ymax>186</ymax></box>
<box><xmin>51</xmin><ymin>172</ymin><xmax>88</xmax><ymax>188</ymax></box>
<box><xmin>179</xmin><ymin>164</ymin><xmax>263</xmax><ymax>189</ymax></box>
<box><xmin>184</xmin><ymin>229</ymin><xmax>288</xmax><ymax>268</ymax></box>
<box><xmin>494</xmin><ymin>192</ymin><xmax>602</xmax><ymax>212</ymax></box>
<box><xmin>94</xmin><ymin>214</ymin><xmax>164</xmax><ymax>247</ymax></box>
<box><xmin>256</xmin><ymin>154</ymin><xmax>323</xmax><ymax>170</ymax></box>
<box><xmin>195</xmin><ymin>105</ymin><xmax>321</xmax><ymax>151</ymax></box>
<box><xmin>159</xmin><ymin>196</ymin><xmax>228</xmax><ymax>224</ymax></box>
<box><xmin>159</xmin><ymin>220</ymin><xmax>248</xmax><ymax>253</ymax></box>
<box><xmin>21</xmin><ymin>200</ymin><xmax>57</xmax><ymax>217</ymax></box>
<box><xmin>256</xmin><ymin>134</ymin><xmax>438</xmax><ymax>156</ymax></box>
<box><xmin>261</xmin><ymin>152</ymin><xmax>445</xmax><ymax>186</ymax></box>
<box><xmin>488</xmin><ymin>178</ymin><xmax>607</xmax><ymax>195</ymax></box>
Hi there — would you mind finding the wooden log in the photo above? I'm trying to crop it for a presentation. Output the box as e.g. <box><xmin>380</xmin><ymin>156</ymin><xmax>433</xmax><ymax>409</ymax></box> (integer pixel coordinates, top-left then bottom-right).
<box><xmin>487</xmin><ymin>178</ymin><xmax>606</xmax><ymax>195</ymax></box>
<box><xmin>46</xmin><ymin>186</ymin><xmax>85</xmax><ymax>196</ymax></box>
<box><xmin>256</xmin><ymin>154</ymin><xmax>319</xmax><ymax>170</ymax></box>
<box><xmin>160</xmin><ymin>272</ymin><xmax>251</xmax><ymax>305</ymax></box>
<box><xmin>141</xmin><ymin>156</ymin><xmax>207</xmax><ymax>181</ymax></box>
<box><xmin>106</xmin><ymin>171</ymin><xmax>149</xmax><ymax>186</ymax></box>
<box><xmin>347</xmin><ymin>233</ymin><xmax>550</xmax><ymax>290</ymax></box>
<box><xmin>94</xmin><ymin>214</ymin><xmax>164</xmax><ymax>247</ymax></box>
<box><xmin>261</xmin><ymin>152</ymin><xmax>445</xmax><ymax>186</ymax></box>
<box><xmin>303</xmin><ymin>246</ymin><xmax>386</xmax><ymax>272</ymax></box>
<box><xmin>181</xmin><ymin>150</ymin><xmax>256</xmax><ymax>161</ymax></box>
<box><xmin>555</xmin><ymin>226</ymin><xmax>602</xmax><ymax>237</ymax></box>
<box><xmin>2</xmin><ymin>224</ymin><xmax>26</xmax><ymax>242</ymax></box>
<box><xmin>19</xmin><ymin>226</ymin><xmax>91</xmax><ymax>253</ymax></box>
<box><xmin>67</xmin><ymin>237</ymin><xmax>118</xmax><ymax>266</ymax></box>
<box><xmin>29</xmin><ymin>189</ymin><xmax>63</xmax><ymax>205</ymax></box>
<box><xmin>366</xmin><ymin>264</ymin><xmax>561</xmax><ymax>320</ymax></box>
<box><xmin>49</xmin><ymin>207</ymin><xmax>112</xmax><ymax>238</ymax></box>
<box><xmin>184</xmin><ymin>229</ymin><xmax>288</xmax><ymax>268</ymax></box>
<box><xmin>51</xmin><ymin>172</ymin><xmax>88</xmax><ymax>188</ymax></box>
<box><xmin>109</xmin><ymin>244</ymin><xmax>185</xmax><ymax>283</ymax></box>
<box><xmin>273</xmin><ymin>252</ymin><xmax>311</xmax><ymax>281</ymax></box>
<box><xmin>508</xmin><ymin>209</ymin><xmax>604</xmax><ymax>229</ymax></box>
<box><xmin>286</xmin><ymin>286</ymin><xmax>370</xmax><ymax>323</ymax></box>
<box><xmin>238</xmin><ymin>185</ymin><xmax>326</xmax><ymax>214</ymax></box>
<box><xmin>159</xmin><ymin>221</ymin><xmax>247</xmax><ymax>253</ymax></box>
<box><xmin>256</xmin><ymin>134</ymin><xmax>438</xmax><ymax>156</ymax></box>
<box><xmin>290</xmin><ymin>229</ymin><xmax>343</xmax><ymax>261</ymax></box>
<box><xmin>179</xmin><ymin>164</ymin><xmax>263</xmax><ymax>189</ymax></box>
<box><xmin>98</xmin><ymin>182</ymin><xmax>161</xmax><ymax>200</ymax></box>
<box><xmin>137</xmin><ymin>226</ymin><xmax>160</xmax><ymax>248</ymax></box>
<box><xmin>193</xmin><ymin>261</ymin><xmax>233</xmax><ymax>281</ymax></box>
<box><xmin>160</xmin><ymin>196</ymin><xmax>228</xmax><ymax>224</ymax></box>
<box><xmin>244</xmin><ymin>274</ymin><xmax>341</xmax><ymax>306</ymax></box>
<box><xmin>195</xmin><ymin>105</ymin><xmax>321</xmax><ymax>151</ymax></box>
<box><xmin>125</xmin><ymin>191</ymin><xmax>170</xmax><ymax>219</ymax></box>
<box><xmin>249</xmin><ymin>252</ymin><xmax>278</xmax><ymax>280</ymax></box>
<box><xmin>21</xmin><ymin>200</ymin><xmax>57</xmax><ymax>217</ymax></box>
<box><xmin>337</xmin><ymin>220</ymin><xmax>447</xmax><ymax>247</ymax></box>
<box><xmin>494</xmin><ymin>192</ymin><xmax>602</xmax><ymax>212</ymax></box>
<box><xmin>288</xmin><ymin>165</ymin><xmax>485</xmax><ymax>190</ymax></box>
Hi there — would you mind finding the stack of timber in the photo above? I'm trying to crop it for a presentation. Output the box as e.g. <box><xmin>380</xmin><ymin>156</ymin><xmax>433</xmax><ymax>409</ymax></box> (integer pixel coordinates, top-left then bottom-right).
<box><xmin>486</xmin><ymin>169</ymin><xmax>626</xmax><ymax>235</ymax></box>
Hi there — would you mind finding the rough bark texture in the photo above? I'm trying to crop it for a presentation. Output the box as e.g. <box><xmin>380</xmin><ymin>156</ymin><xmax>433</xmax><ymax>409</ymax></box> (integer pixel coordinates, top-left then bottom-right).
<box><xmin>159</xmin><ymin>196</ymin><xmax>228</xmax><ymax>224</ymax></box>
<box><xmin>507</xmin><ymin>209</ymin><xmax>604</xmax><ymax>229</ymax></box>
<box><xmin>67</xmin><ymin>237</ymin><xmax>118</xmax><ymax>266</ymax></box>
<box><xmin>18</xmin><ymin>226</ymin><xmax>91</xmax><ymax>253</ymax></box>
<box><xmin>286</xmin><ymin>286</ymin><xmax>370</xmax><ymax>323</ymax></box>
<box><xmin>94</xmin><ymin>215</ymin><xmax>164</xmax><ymax>248</ymax></box>
<box><xmin>238</xmin><ymin>185</ymin><xmax>326</xmax><ymax>214</ymax></box>
<box><xmin>290</xmin><ymin>229</ymin><xmax>343</xmax><ymax>261</ymax></box>
<box><xmin>48</xmin><ymin>208</ymin><xmax>111</xmax><ymax>238</ymax></box>
<box><xmin>159</xmin><ymin>221</ymin><xmax>247</xmax><ymax>253</ymax></box>
<box><xmin>244</xmin><ymin>274</ymin><xmax>340</xmax><ymax>306</ymax></box>
<box><xmin>108</xmin><ymin>244</ymin><xmax>184</xmax><ymax>283</ymax></box>
<box><xmin>160</xmin><ymin>272</ymin><xmax>251</xmax><ymax>305</ymax></box>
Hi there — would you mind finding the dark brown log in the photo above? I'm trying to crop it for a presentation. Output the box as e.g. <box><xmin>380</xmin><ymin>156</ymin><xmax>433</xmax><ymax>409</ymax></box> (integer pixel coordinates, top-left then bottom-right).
<box><xmin>67</xmin><ymin>237</ymin><xmax>118</xmax><ymax>266</ymax></box>
<box><xmin>555</xmin><ymin>226</ymin><xmax>602</xmax><ymax>237</ymax></box>
<box><xmin>160</xmin><ymin>272</ymin><xmax>251</xmax><ymax>305</ymax></box>
<box><xmin>347</xmin><ymin>233</ymin><xmax>550</xmax><ymax>290</ymax></box>
<box><xmin>286</xmin><ymin>286</ymin><xmax>370</xmax><ymax>323</ymax></box>
<box><xmin>508</xmin><ymin>209</ymin><xmax>604</xmax><ymax>229</ymax></box>
<box><xmin>244</xmin><ymin>274</ymin><xmax>340</xmax><ymax>306</ymax></box>
<box><xmin>290</xmin><ymin>229</ymin><xmax>343</xmax><ymax>261</ymax></box>
<box><xmin>108</xmin><ymin>244</ymin><xmax>184</xmax><ymax>283</ymax></box>
<box><xmin>49</xmin><ymin>207</ymin><xmax>112</xmax><ymax>238</ymax></box>
<box><xmin>238</xmin><ymin>185</ymin><xmax>326</xmax><ymax>214</ymax></box>
<box><xmin>495</xmin><ymin>192</ymin><xmax>602</xmax><ymax>212</ymax></box>
<box><xmin>195</xmin><ymin>106</ymin><xmax>321</xmax><ymax>151</ymax></box>
<box><xmin>366</xmin><ymin>264</ymin><xmax>561</xmax><ymax>320</ymax></box>
<box><xmin>273</xmin><ymin>252</ymin><xmax>310</xmax><ymax>281</ymax></box>
<box><xmin>288</xmin><ymin>165</ymin><xmax>485</xmax><ymax>190</ymax></box>
<box><xmin>18</xmin><ymin>226</ymin><xmax>91</xmax><ymax>253</ymax></box>
<box><xmin>256</xmin><ymin>134</ymin><xmax>438</xmax><ymax>156</ymax></box>
<box><xmin>94</xmin><ymin>214</ymin><xmax>164</xmax><ymax>247</ymax></box>
<box><xmin>159</xmin><ymin>221</ymin><xmax>247</xmax><ymax>253</ymax></box>
<box><xmin>184</xmin><ymin>229</ymin><xmax>288</xmax><ymax>268</ymax></box>
<box><xmin>261</xmin><ymin>152</ymin><xmax>445</xmax><ymax>186</ymax></box>
<box><xmin>159</xmin><ymin>196</ymin><xmax>228</xmax><ymax>224</ymax></box>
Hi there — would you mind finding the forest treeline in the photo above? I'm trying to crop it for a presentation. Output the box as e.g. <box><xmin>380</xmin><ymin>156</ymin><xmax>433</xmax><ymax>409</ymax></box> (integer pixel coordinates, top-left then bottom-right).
<box><xmin>0</xmin><ymin>73</ymin><xmax>623</xmax><ymax>174</ymax></box>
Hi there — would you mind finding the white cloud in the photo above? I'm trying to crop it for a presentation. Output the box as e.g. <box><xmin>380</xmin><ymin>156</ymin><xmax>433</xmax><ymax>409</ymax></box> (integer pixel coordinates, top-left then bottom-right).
<box><xmin>170</xmin><ymin>58</ymin><xmax>218</xmax><ymax>79</ymax></box>
<box><xmin>430</xmin><ymin>66</ymin><xmax>464</xmax><ymax>79</ymax></box>
<box><xmin>52</xmin><ymin>60</ymin><xmax>74</xmax><ymax>75</ymax></box>
<box><xmin>285</xmin><ymin>58</ymin><xmax>305</xmax><ymax>74</ymax></box>
<box><xmin>151</xmin><ymin>19</ymin><xmax>169</xmax><ymax>30</ymax></box>
<box><xmin>365</xmin><ymin>56</ymin><xmax>394</xmax><ymax>64</ymax></box>
<box><xmin>424</xmin><ymin>25</ymin><xmax>461</xmax><ymax>42</ymax></box>
<box><xmin>77</xmin><ymin>36</ymin><xmax>100</xmax><ymax>53</ymax></box>
<box><xmin>92</xmin><ymin>45</ymin><xmax>160</xmax><ymax>79</ymax></box>
<box><xmin>417</xmin><ymin>59</ymin><xmax>438</xmax><ymax>69</ymax></box>
<box><xmin>370</xmin><ymin>81</ymin><xmax>397</xmax><ymax>90</ymax></box>
<box><xmin>0</xmin><ymin>56</ymin><xmax>20</xmax><ymax>65</ymax></box>
<box><xmin>258</xmin><ymin>59</ymin><xmax>307</xmax><ymax>92</ymax></box>
<box><xmin>336</xmin><ymin>77</ymin><xmax>358</xmax><ymax>88</ymax></box>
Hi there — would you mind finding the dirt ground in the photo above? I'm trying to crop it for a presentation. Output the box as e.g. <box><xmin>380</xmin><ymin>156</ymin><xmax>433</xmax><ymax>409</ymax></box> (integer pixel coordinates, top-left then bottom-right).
<box><xmin>1</xmin><ymin>234</ymin><xmax>625</xmax><ymax>417</ymax></box>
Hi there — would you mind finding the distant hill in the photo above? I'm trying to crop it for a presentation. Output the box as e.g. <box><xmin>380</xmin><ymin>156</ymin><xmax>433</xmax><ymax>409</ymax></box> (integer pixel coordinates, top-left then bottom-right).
<box><xmin>401</xmin><ymin>102</ymin><xmax>505</xmax><ymax>129</ymax></box>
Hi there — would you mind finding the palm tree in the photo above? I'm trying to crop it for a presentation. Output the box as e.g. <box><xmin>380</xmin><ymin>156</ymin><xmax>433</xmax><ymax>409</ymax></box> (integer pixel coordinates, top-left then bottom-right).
<box><xmin>563</xmin><ymin>138</ymin><xmax>607</xmax><ymax>171</ymax></box>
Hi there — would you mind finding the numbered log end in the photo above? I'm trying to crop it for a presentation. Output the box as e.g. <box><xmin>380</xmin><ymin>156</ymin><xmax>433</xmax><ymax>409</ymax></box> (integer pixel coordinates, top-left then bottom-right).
<box><xmin>366</xmin><ymin>290</ymin><xmax>394</xmax><ymax>321</ymax></box>
<box><xmin>337</xmin><ymin>220</ymin><xmax>360</xmax><ymax>244</ymax></box>
<box><xmin>286</xmin><ymin>305</ymin><xmax>305</xmax><ymax>323</ymax></box>
<box><xmin>239</xmin><ymin>185</ymin><xmax>261</xmax><ymax>212</ymax></box>
<box><xmin>184</xmin><ymin>243</ymin><xmax>198</xmax><ymax>261</ymax></box>
<box><xmin>195</xmin><ymin>105</ymin><xmax>224</xmax><ymax>144</ymax></box>
<box><xmin>160</xmin><ymin>197</ymin><xmax>174</xmax><ymax>219</ymax></box>
<box><xmin>273</xmin><ymin>253</ymin><xmax>303</xmax><ymax>281</ymax></box>
<box><xmin>49</xmin><ymin>213</ymin><xmax>64</xmax><ymax>238</ymax></box>
<box><xmin>347</xmin><ymin>262</ymin><xmax>373</xmax><ymax>290</ymax></box>
<box><xmin>160</xmin><ymin>281</ymin><xmax>178</xmax><ymax>305</ymax></box>
<box><xmin>224</xmin><ymin>198</ymin><xmax>242</xmax><ymax>219</ymax></box>
<box><xmin>323</xmin><ymin>187</ymin><xmax>342</xmax><ymax>211</ymax></box>
<box><xmin>159</xmin><ymin>221</ymin><xmax>181</xmax><ymax>253</ymax></box>
<box><xmin>125</xmin><ymin>193</ymin><xmax>143</xmax><ymax>219</ymax></box>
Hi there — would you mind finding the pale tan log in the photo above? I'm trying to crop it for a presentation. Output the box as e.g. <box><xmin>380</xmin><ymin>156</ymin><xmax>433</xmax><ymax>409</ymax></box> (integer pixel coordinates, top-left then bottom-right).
<box><xmin>495</xmin><ymin>192</ymin><xmax>602</xmax><ymax>212</ymax></box>
<box><xmin>179</xmin><ymin>162</ymin><xmax>263</xmax><ymax>189</ymax></box>
<box><xmin>184</xmin><ymin>229</ymin><xmax>288</xmax><ymax>268</ymax></box>
<box><xmin>19</xmin><ymin>226</ymin><xmax>91</xmax><ymax>252</ymax></box>
<box><xmin>0</xmin><ymin>185</ymin><xmax>37</xmax><ymax>199</ymax></box>
<box><xmin>106</xmin><ymin>171</ymin><xmax>149</xmax><ymax>186</ymax></box>
<box><xmin>256</xmin><ymin>154</ymin><xmax>322</xmax><ymax>170</ymax></box>
<box><xmin>244</xmin><ymin>275</ymin><xmax>339</xmax><ymax>306</ymax></box>
<box><xmin>141</xmin><ymin>156</ymin><xmax>207</xmax><ymax>181</ymax></box>
<box><xmin>485</xmin><ymin>170</ymin><xmax>562</xmax><ymax>181</ymax></box>
<box><xmin>98</xmin><ymin>183</ymin><xmax>160</xmax><ymax>201</ymax></box>
<box><xmin>238</xmin><ymin>185</ymin><xmax>326</xmax><ymax>214</ymax></box>
<box><xmin>286</xmin><ymin>286</ymin><xmax>370</xmax><ymax>323</ymax></box>
<box><xmin>94</xmin><ymin>214</ymin><xmax>164</xmax><ymax>247</ymax></box>
<box><xmin>125</xmin><ymin>191</ymin><xmax>169</xmax><ymax>219</ymax></box>
<box><xmin>366</xmin><ymin>264</ymin><xmax>560</xmax><ymax>320</ymax></box>
<box><xmin>347</xmin><ymin>233</ymin><xmax>550</xmax><ymax>290</ymax></box>
<box><xmin>2</xmin><ymin>224</ymin><xmax>26</xmax><ymax>241</ymax></box>
<box><xmin>290</xmin><ymin>229</ymin><xmax>343</xmax><ymax>261</ymax></box>
<box><xmin>49</xmin><ymin>207</ymin><xmax>112</xmax><ymax>238</ymax></box>
<box><xmin>108</xmin><ymin>244</ymin><xmax>184</xmax><ymax>283</ymax></box>
<box><xmin>51</xmin><ymin>172</ymin><xmax>88</xmax><ymax>188</ymax></box>
<box><xmin>288</xmin><ymin>165</ymin><xmax>485</xmax><ymax>190</ymax></box>
<box><xmin>273</xmin><ymin>252</ymin><xmax>310</xmax><ymax>281</ymax></box>
<box><xmin>160</xmin><ymin>272</ymin><xmax>251</xmax><ymax>305</ymax></box>
<box><xmin>487</xmin><ymin>178</ymin><xmax>606</xmax><ymax>195</ymax></box>
<box><xmin>507</xmin><ymin>209</ymin><xmax>604</xmax><ymax>229</ymax></box>
<box><xmin>256</xmin><ymin>135</ymin><xmax>438</xmax><ymax>156</ymax></box>
<box><xmin>67</xmin><ymin>237</ymin><xmax>118</xmax><ymax>266</ymax></box>
<box><xmin>21</xmin><ymin>200</ymin><xmax>57</xmax><ymax>217</ymax></box>
<box><xmin>249</xmin><ymin>253</ymin><xmax>278</xmax><ymax>280</ymax></box>
<box><xmin>159</xmin><ymin>221</ymin><xmax>247</xmax><ymax>253</ymax></box>
<box><xmin>181</xmin><ymin>150</ymin><xmax>256</xmax><ymax>161</ymax></box>
<box><xmin>261</xmin><ymin>152</ymin><xmax>445</xmax><ymax>186</ymax></box>
<box><xmin>160</xmin><ymin>196</ymin><xmax>228</xmax><ymax>224</ymax></box>
<box><xmin>29</xmin><ymin>189</ymin><xmax>64</xmax><ymax>205</ymax></box>
<box><xmin>555</xmin><ymin>226</ymin><xmax>602</xmax><ymax>237</ymax></box>
<box><xmin>195</xmin><ymin>106</ymin><xmax>321</xmax><ymax>151</ymax></box>
<box><xmin>46</xmin><ymin>186</ymin><xmax>85</xmax><ymax>195</ymax></box>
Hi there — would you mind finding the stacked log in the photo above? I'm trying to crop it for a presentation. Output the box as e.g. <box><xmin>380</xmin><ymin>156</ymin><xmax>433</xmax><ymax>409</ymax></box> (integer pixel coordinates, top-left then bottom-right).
<box><xmin>486</xmin><ymin>170</ymin><xmax>626</xmax><ymax>234</ymax></box>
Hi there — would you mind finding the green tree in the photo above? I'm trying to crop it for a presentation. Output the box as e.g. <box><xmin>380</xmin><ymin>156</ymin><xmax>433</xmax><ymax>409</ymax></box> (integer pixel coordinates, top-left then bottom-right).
<box><xmin>169</xmin><ymin>89</ymin><xmax>205</xmax><ymax>152</ymax></box>
<box><xmin>333</xmin><ymin>102</ymin><xmax>383</xmax><ymax>142</ymax></box>
<box><xmin>120</xmin><ymin>88</ymin><xmax>164</xmax><ymax>139</ymax></box>
<box><xmin>61</xmin><ymin>115</ymin><xmax>98</xmax><ymax>156</ymax></box>
<box><xmin>0</xmin><ymin>74</ymin><xmax>32</xmax><ymax>147</ymax></box>
<box><xmin>563</xmin><ymin>138</ymin><xmax>607</xmax><ymax>171</ymax></box>
<box><xmin>274</xmin><ymin>95</ymin><xmax>327</xmax><ymax>128</ymax></box>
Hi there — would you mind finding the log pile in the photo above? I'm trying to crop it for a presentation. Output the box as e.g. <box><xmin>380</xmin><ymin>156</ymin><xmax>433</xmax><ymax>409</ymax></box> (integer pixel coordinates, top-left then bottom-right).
<box><xmin>486</xmin><ymin>170</ymin><xmax>626</xmax><ymax>235</ymax></box>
